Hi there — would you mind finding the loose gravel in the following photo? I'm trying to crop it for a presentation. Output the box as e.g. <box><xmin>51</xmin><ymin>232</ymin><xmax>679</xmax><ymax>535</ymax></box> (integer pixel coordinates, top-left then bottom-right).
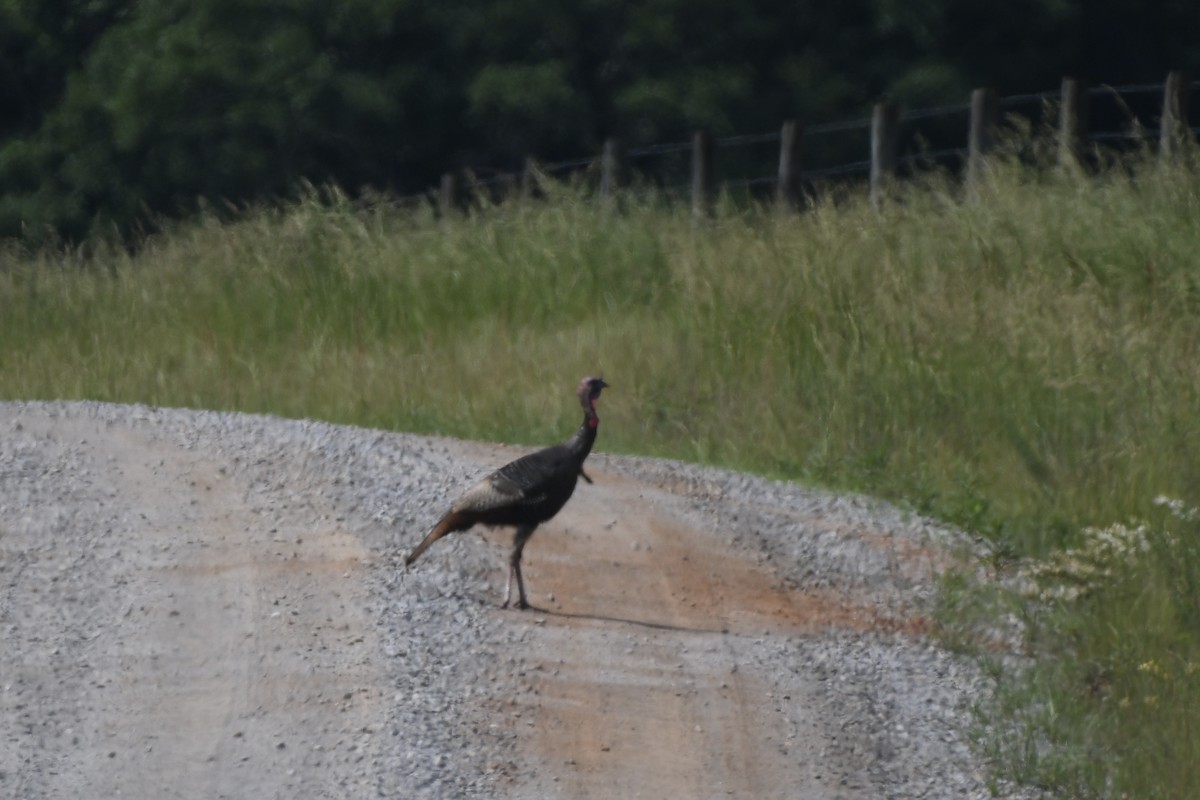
<box><xmin>0</xmin><ymin>401</ymin><xmax>1031</xmax><ymax>799</ymax></box>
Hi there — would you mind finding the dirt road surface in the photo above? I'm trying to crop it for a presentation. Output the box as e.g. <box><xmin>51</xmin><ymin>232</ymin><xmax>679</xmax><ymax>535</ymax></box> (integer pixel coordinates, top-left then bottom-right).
<box><xmin>1</xmin><ymin>402</ymin><xmax>1019</xmax><ymax>799</ymax></box>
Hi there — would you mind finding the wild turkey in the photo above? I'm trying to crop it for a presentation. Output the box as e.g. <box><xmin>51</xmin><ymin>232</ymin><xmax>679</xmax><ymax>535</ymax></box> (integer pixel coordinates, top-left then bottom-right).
<box><xmin>405</xmin><ymin>376</ymin><xmax>610</xmax><ymax>609</ymax></box>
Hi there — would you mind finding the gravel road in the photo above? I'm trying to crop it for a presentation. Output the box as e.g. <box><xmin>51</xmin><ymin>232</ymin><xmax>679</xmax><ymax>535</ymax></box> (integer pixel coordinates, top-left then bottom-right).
<box><xmin>0</xmin><ymin>401</ymin><xmax>1030</xmax><ymax>799</ymax></box>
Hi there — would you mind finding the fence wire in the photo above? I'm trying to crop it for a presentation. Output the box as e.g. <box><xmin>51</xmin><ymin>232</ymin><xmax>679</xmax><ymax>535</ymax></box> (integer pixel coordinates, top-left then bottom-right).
<box><xmin>431</xmin><ymin>78</ymin><xmax>1193</xmax><ymax>199</ymax></box>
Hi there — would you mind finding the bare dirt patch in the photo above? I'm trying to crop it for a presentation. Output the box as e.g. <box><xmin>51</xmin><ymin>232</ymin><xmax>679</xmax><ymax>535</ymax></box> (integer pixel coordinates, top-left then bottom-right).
<box><xmin>464</xmin><ymin>465</ymin><xmax>942</xmax><ymax>798</ymax></box>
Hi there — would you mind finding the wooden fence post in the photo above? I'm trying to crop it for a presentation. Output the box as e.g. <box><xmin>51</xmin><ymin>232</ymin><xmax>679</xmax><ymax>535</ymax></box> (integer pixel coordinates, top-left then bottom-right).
<box><xmin>968</xmin><ymin>88</ymin><xmax>999</xmax><ymax>188</ymax></box>
<box><xmin>870</xmin><ymin>102</ymin><xmax>899</xmax><ymax>209</ymax></box>
<box><xmin>692</xmin><ymin>130</ymin><xmax>715</xmax><ymax>226</ymax></box>
<box><xmin>599</xmin><ymin>138</ymin><xmax>623</xmax><ymax>202</ymax></box>
<box><xmin>777</xmin><ymin>120</ymin><xmax>804</xmax><ymax>212</ymax></box>
<box><xmin>1059</xmin><ymin>77</ymin><xmax>1090</xmax><ymax>169</ymax></box>
<box><xmin>1160</xmin><ymin>70</ymin><xmax>1192</xmax><ymax>159</ymax></box>
<box><xmin>521</xmin><ymin>157</ymin><xmax>541</xmax><ymax>200</ymax></box>
<box><xmin>438</xmin><ymin>171</ymin><xmax>462</xmax><ymax>219</ymax></box>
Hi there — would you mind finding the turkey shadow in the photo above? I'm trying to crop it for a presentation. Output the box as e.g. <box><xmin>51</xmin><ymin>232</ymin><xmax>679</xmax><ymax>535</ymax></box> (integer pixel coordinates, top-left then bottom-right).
<box><xmin>527</xmin><ymin>607</ymin><xmax>728</xmax><ymax>636</ymax></box>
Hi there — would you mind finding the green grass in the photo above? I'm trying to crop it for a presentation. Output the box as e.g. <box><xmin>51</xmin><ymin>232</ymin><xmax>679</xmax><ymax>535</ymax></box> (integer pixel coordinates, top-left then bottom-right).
<box><xmin>976</xmin><ymin>501</ymin><xmax>1200</xmax><ymax>798</ymax></box>
<box><xmin>4</xmin><ymin>153</ymin><xmax>1200</xmax><ymax>796</ymax></box>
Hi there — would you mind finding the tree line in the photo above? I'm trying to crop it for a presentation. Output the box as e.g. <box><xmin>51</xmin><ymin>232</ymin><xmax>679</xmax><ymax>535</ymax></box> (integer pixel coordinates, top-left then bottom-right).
<box><xmin>2</xmin><ymin>0</ymin><xmax>1197</xmax><ymax>242</ymax></box>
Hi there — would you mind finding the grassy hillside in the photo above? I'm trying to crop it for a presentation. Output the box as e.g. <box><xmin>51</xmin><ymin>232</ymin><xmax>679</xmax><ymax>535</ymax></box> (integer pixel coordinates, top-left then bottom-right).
<box><xmin>4</xmin><ymin>155</ymin><xmax>1200</xmax><ymax>795</ymax></box>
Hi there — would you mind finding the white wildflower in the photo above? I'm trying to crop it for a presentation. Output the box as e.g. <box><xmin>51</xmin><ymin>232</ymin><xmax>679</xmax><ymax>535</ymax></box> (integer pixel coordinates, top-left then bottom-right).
<box><xmin>1020</xmin><ymin>521</ymin><xmax>1150</xmax><ymax>602</ymax></box>
<box><xmin>1152</xmin><ymin>495</ymin><xmax>1200</xmax><ymax>522</ymax></box>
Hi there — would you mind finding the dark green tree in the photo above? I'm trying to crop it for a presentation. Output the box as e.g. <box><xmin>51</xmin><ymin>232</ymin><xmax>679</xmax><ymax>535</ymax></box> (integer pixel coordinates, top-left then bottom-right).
<box><xmin>3</xmin><ymin>0</ymin><xmax>1200</xmax><ymax>241</ymax></box>
<box><xmin>1</xmin><ymin>0</ymin><xmax>462</xmax><ymax>239</ymax></box>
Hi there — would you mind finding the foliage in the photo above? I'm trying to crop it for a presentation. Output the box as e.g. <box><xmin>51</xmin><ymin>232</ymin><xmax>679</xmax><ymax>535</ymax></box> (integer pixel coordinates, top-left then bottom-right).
<box><xmin>3</xmin><ymin>0</ymin><xmax>1200</xmax><ymax>239</ymax></box>
<box><xmin>4</xmin><ymin>151</ymin><xmax>1200</xmax><ymax>549</ymax></box>
<box><xmin>982</xmin><ymin>497</ymin><xmax>1200</xmax><ymax>797</ymax></box>
<box><xmin>0</xmin><ymin>0</ymin><xmax>459</xmax><ymax>240</ymax></box>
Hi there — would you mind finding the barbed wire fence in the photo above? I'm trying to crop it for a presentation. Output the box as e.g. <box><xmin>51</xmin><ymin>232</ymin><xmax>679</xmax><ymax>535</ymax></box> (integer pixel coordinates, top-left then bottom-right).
<box><xmin>404</xmin><ymin>73</ymin><xmax>1197</xmax><ymax>215</ymax></box>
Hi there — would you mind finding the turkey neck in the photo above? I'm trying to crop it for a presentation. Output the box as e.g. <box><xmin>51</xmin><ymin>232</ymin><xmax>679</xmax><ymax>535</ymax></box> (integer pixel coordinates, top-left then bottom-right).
<box><xmin>565</xmin><ymin>399</ymin><xmax>600</xmax><ymax>461</ymax></box>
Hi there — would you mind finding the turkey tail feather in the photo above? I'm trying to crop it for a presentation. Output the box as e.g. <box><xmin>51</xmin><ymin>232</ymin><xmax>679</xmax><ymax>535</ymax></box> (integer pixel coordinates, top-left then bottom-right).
<box><xmin>405</xmin><ymin>511</ymin><xmax>471</xmax><ymax>566</ymax></box>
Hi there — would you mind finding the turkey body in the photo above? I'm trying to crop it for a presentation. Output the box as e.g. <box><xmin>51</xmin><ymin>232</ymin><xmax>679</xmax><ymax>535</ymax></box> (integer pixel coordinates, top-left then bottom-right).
<box><xmin>404</xmin><ymin>376</ymin><xmax>608</xmax><ymax>609</ymax></box>
<box><xmin>409</xmin><ymin>440</ymin><xmax>590</xmax><ymax>559</ymax></box>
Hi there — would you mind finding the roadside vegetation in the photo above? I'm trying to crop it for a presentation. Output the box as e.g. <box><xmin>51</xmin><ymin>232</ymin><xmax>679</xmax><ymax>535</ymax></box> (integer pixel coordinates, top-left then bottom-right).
<box><xmin>3</xmin><ymin>150</ymin><xmax>1200</xmax><ymax>796</ymax></box>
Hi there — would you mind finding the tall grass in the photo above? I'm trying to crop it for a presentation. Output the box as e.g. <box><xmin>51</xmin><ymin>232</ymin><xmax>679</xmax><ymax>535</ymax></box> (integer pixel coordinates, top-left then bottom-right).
<box><xmin>6</xmin><ymin>161</ymin><xmax>1200</xmax><ymax>552</ymax></box>
<box><xmin>982</xmin><ymin>498</ymin><xmax>1200</xmax><ymax>797</ymax></box>
<box><xmin>3</xmin><ymin>153</ymin><xmax>1200</xmax><ymax>795</ymax></box>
